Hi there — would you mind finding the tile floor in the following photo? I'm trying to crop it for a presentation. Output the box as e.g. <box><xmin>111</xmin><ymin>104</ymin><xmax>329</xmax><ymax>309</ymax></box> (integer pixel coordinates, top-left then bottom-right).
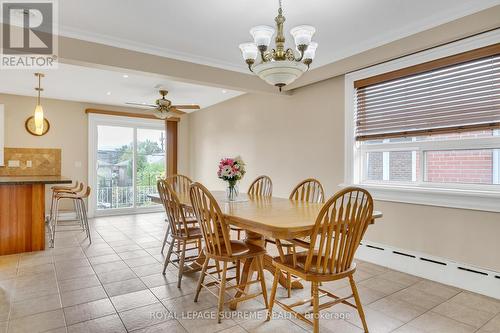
<box><xmin>0</xmin><ymin>212</ymin><xmax>499</xmax><ymax>333</ymax></box>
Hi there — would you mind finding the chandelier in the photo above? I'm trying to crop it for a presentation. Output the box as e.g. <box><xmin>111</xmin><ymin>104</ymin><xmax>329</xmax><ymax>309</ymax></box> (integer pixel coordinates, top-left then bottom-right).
<box><xmin>239</xmin><ymin>0</ymin><xmax>318</xmax><ymax>91</ymax></box>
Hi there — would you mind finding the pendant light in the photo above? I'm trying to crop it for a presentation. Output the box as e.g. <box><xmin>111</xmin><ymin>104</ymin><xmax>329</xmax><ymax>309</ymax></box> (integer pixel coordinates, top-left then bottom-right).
<box><xmin>34</xmin><ymin>73</ymin><xmax>45</xmax><ymax>135</ymax></box>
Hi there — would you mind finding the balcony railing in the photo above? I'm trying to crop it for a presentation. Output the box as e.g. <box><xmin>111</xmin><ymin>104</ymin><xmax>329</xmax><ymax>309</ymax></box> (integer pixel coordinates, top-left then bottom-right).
<box><xmin>97</xmin><ymin>185</ymin><xmax>159</xmax><ymax>209</ymax></box>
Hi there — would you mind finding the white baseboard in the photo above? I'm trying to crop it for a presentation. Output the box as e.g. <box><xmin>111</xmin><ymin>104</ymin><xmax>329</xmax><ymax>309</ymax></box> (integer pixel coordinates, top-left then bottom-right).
<box><xmin>355</xmin><ymin>240</ymin><xmax>500</xmax><ymax>300</ymax></box>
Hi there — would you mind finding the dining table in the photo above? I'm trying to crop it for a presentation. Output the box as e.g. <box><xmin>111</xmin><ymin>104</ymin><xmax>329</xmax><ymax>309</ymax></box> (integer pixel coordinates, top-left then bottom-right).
<box><xmin>149</xmin><ymin>190</ymin><xmax>382</xmax><ymax>310</ymax></box>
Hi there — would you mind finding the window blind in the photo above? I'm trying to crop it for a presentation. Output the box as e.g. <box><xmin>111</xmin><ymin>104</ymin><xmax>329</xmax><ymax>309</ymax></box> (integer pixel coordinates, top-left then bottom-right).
<box><xmin>355</xmin><ymin>48</ymin><xmax>500</xmax><ymax>141</ymax></box>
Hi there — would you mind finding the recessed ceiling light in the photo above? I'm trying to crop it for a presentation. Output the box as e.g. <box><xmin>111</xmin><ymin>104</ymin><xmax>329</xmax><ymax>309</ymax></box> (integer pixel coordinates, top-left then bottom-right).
<box><xmin>222</xmin><ymin>89</ymin><xmax>227</xmax><ymax>94</ymax></box>
<box><xmin>106</xmin><ymin>91</ymin><xmax>112</xmax><ymax>96</ymax></box>
<box><xmin>122</xmin><ymin>74</ymin><xmax>129</xmax><ymax>78</ymax></box>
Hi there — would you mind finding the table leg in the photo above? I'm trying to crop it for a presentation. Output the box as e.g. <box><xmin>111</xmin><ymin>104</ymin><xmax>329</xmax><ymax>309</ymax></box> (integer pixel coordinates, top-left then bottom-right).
<box><xmin>229</xmin><ymin>231</ymin><xmax>303</xmax><ymax>310</ymax></box>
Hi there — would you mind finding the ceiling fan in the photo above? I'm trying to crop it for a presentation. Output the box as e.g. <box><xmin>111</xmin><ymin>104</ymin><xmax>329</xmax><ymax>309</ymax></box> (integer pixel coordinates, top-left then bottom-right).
<box><xmin>126</xmin><ymin>89</ymin><xmax>200</xmax><ymax>119</ymax></box>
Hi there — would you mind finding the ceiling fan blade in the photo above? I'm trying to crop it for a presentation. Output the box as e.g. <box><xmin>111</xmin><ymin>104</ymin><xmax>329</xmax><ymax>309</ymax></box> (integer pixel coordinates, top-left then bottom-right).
<box><xmin>125</xmin><ymin>102</ymin><xmax>156</xmax><ymax>107</ymax></box>
<box><xmin>172</xmin><ymin>104</ymin><xmax>201</xmax><ymax>110</ymax></box>
<box><xmin>169</xmin><ymin>108</ymin><xmax>186</xmax><ymax>115</ymax></box>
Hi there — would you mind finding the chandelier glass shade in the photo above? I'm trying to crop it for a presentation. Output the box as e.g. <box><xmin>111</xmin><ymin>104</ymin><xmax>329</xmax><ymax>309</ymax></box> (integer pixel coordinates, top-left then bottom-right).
<box><xmin>239</xmin><ymin>0</ymin><xmax>318</xmax><ymax>90</ymax></box>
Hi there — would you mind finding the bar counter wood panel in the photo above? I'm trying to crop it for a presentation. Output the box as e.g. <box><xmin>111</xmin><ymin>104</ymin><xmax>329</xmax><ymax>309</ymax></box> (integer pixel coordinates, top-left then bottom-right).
<box><xmin>0</xmin><ymin>177</ymin><xmax>71</xmax><ymax>255</ymax></box>
<box><xmin>0</xmin><ymin>184</ymin><xmax>45</xmax><ymax>255</ymax></box>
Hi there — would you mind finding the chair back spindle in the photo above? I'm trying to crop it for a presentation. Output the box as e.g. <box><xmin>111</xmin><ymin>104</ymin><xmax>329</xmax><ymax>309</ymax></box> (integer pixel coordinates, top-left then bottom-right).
<box><xmin>289</xmin><ymin>178</ymin><xmax>325</xmax><ymax>203</ymax></box>
<box><xmin>165</xmin><ymin>174</ymin><xmax>193</xmax><ymax>200</ymax></box>
<box><xmin>190</xmin><ymin>182</ymin><xmax>233</xmax><ymax>257</ymax></box>
<box><xmin>304</xmin><ymin>187</ymin><xmax>373</xmax><ymax>275</ymax></box>
<box><xmin>157</xmin><ymin>180</ymin><xmax>190</xmax><ymax>237</ymax></box>
<box><xmin>247</xmin><ymin>175</ymin><xmax>273</xmax><ymax>197</ymax></box>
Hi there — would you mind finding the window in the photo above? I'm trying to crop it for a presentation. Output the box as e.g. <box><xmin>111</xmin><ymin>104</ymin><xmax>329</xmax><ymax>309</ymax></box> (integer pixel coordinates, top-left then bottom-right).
<box><xmin>345</xmin><ymin>34</ymin><xmax>500</xmax><ymax>212</ymax></box>
<box><xmin>88</xmin><ymin>112</ymin><xmax>178</xmax><ymax>216</ymax></box>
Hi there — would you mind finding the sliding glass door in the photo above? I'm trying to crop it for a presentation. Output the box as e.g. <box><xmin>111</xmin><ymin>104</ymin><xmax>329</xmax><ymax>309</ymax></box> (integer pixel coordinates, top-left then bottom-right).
<box><xmin>89</xmin><ymin>115</ymin><xmax>166</xmax><ymax>215</ymax></box>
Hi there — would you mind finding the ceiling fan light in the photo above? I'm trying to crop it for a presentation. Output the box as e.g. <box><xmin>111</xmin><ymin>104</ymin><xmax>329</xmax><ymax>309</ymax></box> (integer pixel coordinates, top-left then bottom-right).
<box><xmin>152</xmin><ymin>107</ymin><xmax>169</xmax><ymax>120</ymax></box>
<box><xmin>290</xmin><ymin>25</ymin><xmax>315</xmax><ymax>47</ymax></box>
<box><xmin>303</xmin><ymin>41</ymin><xmax>318</xmax><ymax>60</ymax></box>
<box><xmin>250</xmin><ymin>25</ymin><xmax>275</xmax><ymax>48</ymax></box>
<box><xmin>239</xmin><ymin>42</ymin><xmax>258</xmax><ymax>61</ymax></box>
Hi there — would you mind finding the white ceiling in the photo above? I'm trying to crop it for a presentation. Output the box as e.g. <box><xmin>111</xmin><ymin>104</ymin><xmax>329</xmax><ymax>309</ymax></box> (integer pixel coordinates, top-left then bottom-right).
<box><xmin>58</xmin><ymin>0</ymin><xmax>500</xmax><ymax>72</ymax></box>
<box><xmin>0</xmin><ymin>63</ymin><xmax>243</xmax><ymax>110</ymax></box>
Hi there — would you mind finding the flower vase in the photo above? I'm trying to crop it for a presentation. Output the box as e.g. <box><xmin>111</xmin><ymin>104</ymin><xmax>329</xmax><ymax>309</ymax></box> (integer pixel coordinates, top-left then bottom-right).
<box><xmin>226</xmin><ymin>181</ymin><xmax>239</xmax><ymax>201</ymax></box>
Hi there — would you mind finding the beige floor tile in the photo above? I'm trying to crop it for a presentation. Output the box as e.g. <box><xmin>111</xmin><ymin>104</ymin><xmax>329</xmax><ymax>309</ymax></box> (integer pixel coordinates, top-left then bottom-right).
<box><xmin>432</xmin><ymin>300</ymin><xmax>496</xmax><ymax>328</ymax></box>
<box><xmin>389</xmin><ymin>287</ymin><xmax>447</xmax><ymax>310</ymax></box>
<box><xmin>7</xmin><ymin>309</ymin><xmax>65</xmax><ymax>333</ymax></box>
<box><xmin>17</xmin><ymin>263</ymin><xmax>55</xmax><ymax>276</ymax></box>
<box><xmin>477</xmin><ymin>313</ymin><xmax>500</xmax><ymax>333</ymax></box>
<box><xmin>162</xmin><ymin>293</ymin><xmax>217</xmax><ymax>314</ymax></box>
<box><xmin>118</xmin><ymin>302</ymin><xmax>169</xmax><ymax>331</ymax></box>
<box><xmin>10</xmin><ymin>293</ymin><xmax>62</xmax><ymax>320</ymax></box>
<box><xmin>368</xmin><ymin>296</ymin><xmax>427</xmax><ymax>322</ymax></box>
<box><xmin>448</xmin><ymin>292</ymin><xmax>500</xmax><ymax>314</ymax></box>
<box><xmin>239</xmin><ymin>317</ymin><xmax>307</xmax><ymax>333</ymax></box>
<box><xmin>111</xmin><ymin>289</ymin><xmax>159</xmax><ymax>312</ymax></box>
<box><xmin>334</xmin><ymin>284</ymin><xmax>386</xmax><ymax>305</ymax></box>
<box><xmin>103</xmin><ymin>277</ymin><xmax>148</xmax><ymax>297</ymax></box>
<box><xmin>96</xmin><ymin>267</ymin><xmax>137</xmax><ymax>284</ymax></box>
<box><xmin>345</xmin><ymin>305</ymin><xmax>405</xmax><ymax>333</ymax></box>
<box><xmin>176</xmin><ymin>306</ymin><xmax>238</xmax><ymax>333</ymax></box>
<box><xmin>92</xmin><ymin>261</ymin><xmax>129</xmax><ymax>274</ymax></box>
<box><xmin>57</xmin><ymin>275</ymin><xmax>101</xmax><ymax>293</ymax></box>
<box><xmin>118</xmin><ymin>250</ymin><xmax>150</xmax><ymax>260</ymax></box>
<box><xmin>359</xmin><ymin>277</ymin><xmax>408</xmax><ymax>295</ymax></box>
<box><xmin>131</xmin><ymin>264</ymin><xmax>165</xmax><ymax>278</ymax></box>
<box><xmin>377</xmin><ymin>270</ymin><xmax>421</xmax><ymax>287</ymax></box>
<box><xmin>391</xmin><ymin>324</ymin><xmax>428</xmax><ymax>333</ymax></box>
<box><xmin>124</xmin><ymin>256</ymin><xmax>159</xmax><ymax>268</ymax></box>
<box><xmin>88</xmin><ymin>254</ymin><xmax>122</xmax><ymax>266</ymax></box>
<box><xmin>130</xmin><ymin>319</ymin><xmax>188</xmax><ymax>332</ymax></box>
<box><xmin>64</xmin><ymin>298</ymin><xmax>116</xmax><ymax>325</ymax></box>
<box><xmin>61</xmin><ymin>285</ymin><xmax>107</xmax><ymax>307</ymax></box>
<box><xmin>408</xmin><ymin>312</ymin><xmax>476</xmax><ymax>333</ymax></box>
<box><xmin>410</xmin><ymin>280</ymin><xmax>461</xmax><ymax>299</ymax></box>
<box><xmin>56</xmin><ymin>266</ymin><xmax>95</xmax><ymax>281</ymax></box>
<box><xmin>67</xmin><ymin>313</ymin><xmax>126</xmax><ymax>333</ymax></box>
<box><xmin>150</xmin><ymin>283</ymin><xmax>195</xmax><ymax>300</ymax></box>
<box><xmin>140</xmin><ymin>272</ymin><xmax>178</xmax><ymax>288</ymax></box>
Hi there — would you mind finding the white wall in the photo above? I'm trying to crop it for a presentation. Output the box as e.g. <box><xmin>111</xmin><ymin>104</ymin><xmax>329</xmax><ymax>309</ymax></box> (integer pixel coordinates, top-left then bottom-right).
<box><xmin>188</xmin><ymin>77</ymin><xmax>500</xmax><ymax>273</ymax></box>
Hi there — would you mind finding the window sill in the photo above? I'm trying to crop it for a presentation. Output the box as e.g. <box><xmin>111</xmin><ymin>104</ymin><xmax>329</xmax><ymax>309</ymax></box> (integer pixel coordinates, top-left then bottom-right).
<box><xmin>339</xmin><ymin>183</ymin><xmax>500</xmax><ymax>213</ymax></box>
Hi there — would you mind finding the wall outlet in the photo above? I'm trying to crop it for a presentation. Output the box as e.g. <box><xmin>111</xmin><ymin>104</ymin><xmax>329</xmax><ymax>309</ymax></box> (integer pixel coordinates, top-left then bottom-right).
<box><xmin>26</xmin><ymin>160</ymin><xmax>32</xmax><ymax>168</ymax></box>
<box><xmin>8</xmin><ymin>160</ymin><xmax>20</xmax><ymax>167</ymax></box>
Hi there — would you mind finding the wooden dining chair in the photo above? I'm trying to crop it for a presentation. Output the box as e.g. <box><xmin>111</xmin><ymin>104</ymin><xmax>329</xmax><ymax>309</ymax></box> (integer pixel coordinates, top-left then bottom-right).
<box><xmin>275</xmin><ymin>178</ymin><xmax>326</xmax><ymax>297</ymax></box>
<box><xmin>289</xmin><ymin>178</ymin><xmax>325</xmax><ymax>203</ymax></box>
<box><xmin>267</xmin><ymin>187</ymin><xmax>374</xmax><ymax>333</ymax></box>
<box><xmin>232</xmin><ymin>175</ymin><xmax>273</xmax><ymax>240</ymax></box>
<box><xmin>161</xmin><ymin>174</ymin><xmax>198</xmax><ymax>253</ymax></box>
<box><xmin>157</xmin><ymin>180</ymin><xmax>203</xmax><ymax>288</ymax></box>
<box><xmin>190</xmin><ymin>182</ymin><xmax>269</xmax><ymax>324</ymax></box>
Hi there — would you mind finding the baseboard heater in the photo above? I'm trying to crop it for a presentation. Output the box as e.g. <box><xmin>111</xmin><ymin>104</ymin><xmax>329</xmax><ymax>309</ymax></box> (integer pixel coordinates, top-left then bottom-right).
<box><xmin>355</xmin><ymin>240</ymin><xmax>500</xmax><ymax>300</ymax></box>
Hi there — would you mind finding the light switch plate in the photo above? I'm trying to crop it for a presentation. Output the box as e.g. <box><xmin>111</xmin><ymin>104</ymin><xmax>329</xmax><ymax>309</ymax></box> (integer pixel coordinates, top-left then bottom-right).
<box><xmin>8</xmin><ymin>160</ymin><xmax>20</xmax><ymax>167</ymax></box>
<box><xmin>26</xmin><ymin>160</ymin><xmax>32</xmax><ymax>168</ymax></box>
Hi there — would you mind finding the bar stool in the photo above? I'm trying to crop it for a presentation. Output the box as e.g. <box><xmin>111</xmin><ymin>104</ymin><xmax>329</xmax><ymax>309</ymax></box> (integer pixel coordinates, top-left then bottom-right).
<box><xmin>50</xmin><ymin>185</ymin><xmax>92</xmax><ymax>247</ymax></box>
<box><xmin>47</xmin><ymin>182</ymin><xmax>83</xmax><ymax>226</ymax></box>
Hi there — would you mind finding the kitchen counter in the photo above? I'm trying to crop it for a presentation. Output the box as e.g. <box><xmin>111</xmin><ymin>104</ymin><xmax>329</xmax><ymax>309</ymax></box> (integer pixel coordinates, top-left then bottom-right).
<box><xmin>0</xmin><ymin>176</ymin><xmax>72</xmax><ymax>185</ymax></box>
<box><xmin>0</xmin><ymin>176</ymin><xmax>72</xmax><ymax>255</ymax></box>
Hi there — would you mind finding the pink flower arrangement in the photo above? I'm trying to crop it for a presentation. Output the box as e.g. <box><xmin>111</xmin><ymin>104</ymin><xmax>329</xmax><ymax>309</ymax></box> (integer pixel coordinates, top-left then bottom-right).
<box><xmin>217</xmin><ymin>156</ymin><xmax>246</xmax><ymax>184</ymax></box>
